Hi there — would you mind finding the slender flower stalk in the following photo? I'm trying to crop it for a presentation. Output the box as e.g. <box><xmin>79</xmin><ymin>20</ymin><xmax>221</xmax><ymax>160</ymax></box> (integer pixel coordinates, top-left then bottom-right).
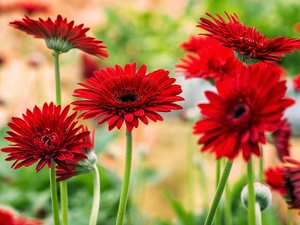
<box><xmin>287</xmin><ymin>209</ymin><xmax>293</xmax><ymax>225</ymax></box>
<box><xmin>215</xmin><ymin>159</ymin><xmax>222</xmax><ymax>225</ymax></box>
<box><xmin>53</xmin><ymin>49</ymin><xmax>68</xmax><ymax>225</ymax></box>
<box><xmin>259</xmin><ymin>150</ymin><xmax>264</xmax><ymax>183</ymax></box>
<box><xmin>204</xmin><ymin>160</ymin><xmax>233</xmax><ymax>225</ymax></box>
<box><xmin>50</xmin><ymin>161</ymin><xmax>61</xmax><ymax>225</ymax></box>
<box><xmin>89</xmin><ymin>164</ymin><xmax>101</xmax><ymax>225</ymax></box>
<box><xmin>255</xmin><ymin>202</ymin><xmax>262</xmax><ymax>225</ymax></box>
<box><xmin>247</xmin><ymin>157</ymin><xmax>256</xmax><ymax>225</ymax></box>
<box><xmin>225</xmin><ymin>179</ymin><xmax>232</xmax><ymax>225</ymax></box>
<box><xmin>116</xmin><ymin>130</ymin><xmax>133</xmax><ymax>225</ymax></box>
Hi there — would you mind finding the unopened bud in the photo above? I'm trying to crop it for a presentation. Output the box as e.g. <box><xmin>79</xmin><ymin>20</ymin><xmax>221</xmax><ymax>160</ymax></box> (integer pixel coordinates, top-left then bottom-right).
<box><xmin>241</xmin><ymin>182</ymin><xmax>272</xmax><ymax>211</ymax></box>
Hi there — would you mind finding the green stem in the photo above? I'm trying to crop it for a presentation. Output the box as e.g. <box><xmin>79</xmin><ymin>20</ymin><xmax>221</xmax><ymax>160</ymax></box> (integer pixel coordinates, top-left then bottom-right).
<box><xmin>255</xmin><ymin>202</ymin><xmax>262</xmax><ymax>225</ymax></box>
<box><xmin>89</xmin><ymin>164</ymin><xmax>101</xmax><ymax>225</ymax></box>
<box><xmin>60</xmin><ymin>181</ymin><xmax>68</xmax><ymax>225</ymax></box>
<box><xmin>225</xmin><ymin>180</ymin><xmax>232</xmax><ymax>225</ymax></box>
<box><xmin>53</xmin><ymin>50</ymin><xmax>62</xmax><ymax>105</ymax></box>
<box><xmin>259</xmin><ymin>148</ymin><xmax>264</xmax><ymax>184</ymax></box>
<box><xmin>50</xmin><ymin>162</ymin><xmax>61</xmax><ymax>225</ymax></box>
<box><xmin>247</xmin><ymin>157</ymin><xmax>256</xmax><ymax>225</ymax></box>
<box><xmin>287</xmin><ymin>209</ymin><xmax>293</xmax><ymax>225</ymax></box>
<box><xmin>53</xmin><ymin>50</ymin><xmax>68</xmax><ymax>225</ymax></box>
<box><xmin>215</xmin><ymin>159</ymin><xmax>222</xmax><ymax>225</ymax></box>
<box><xmin>116</xmin><ymin>130</ymin><xmax>133</xmax><ymax>225</ymax></box>
<box><xmin>204</xmin><ymin>160</ymin><xmax>233</xmax><ymax>225</ymax></box>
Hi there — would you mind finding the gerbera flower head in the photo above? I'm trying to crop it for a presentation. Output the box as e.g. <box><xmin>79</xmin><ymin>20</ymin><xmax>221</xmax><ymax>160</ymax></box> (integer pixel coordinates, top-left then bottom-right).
<box><xmin>0</xmin><ymin>206</ymin><xmax>43</xmax><ymax>225</ymax></box>
<box><xmin>292</xmin><ymin>74</ymin><xmax>300</xmax><ymax>91</ymax></box>
<box><xmin>271</xmin><ymin>118</ymin><xmax>292</xmax><ymax>162</ymax></box>
<box><xmin>56</xmin><ymin>127</ymin><xmax>96</xmax><ymax>182</ymax></box>
<box><xmin>264</xmin><ymin>167</ymin><xmax>288</xmax><ymax>196</ymax></box>
<box><xmin>73</xmin><ymin>62</ymin><xmax>184</xmax><ymax>132</ymax></box>
<box><xmin>197</xmin><ymin>12</ymin><xmax>300</xmax><ymax>63</ymax></box>
<box><xmin>1</xmin><ymin>102</ymin><xmax>91</xmax><ymax>172</ymax></box>
<box><xmin>175</xmin><ymin>37</ymin><xmax>244</xmax><ymax>82</ymax></box>
<box><xmin>193</xmin><ymin>63</ymin><xmax>294</xmax><ymax>161</ymax></box>
<box><xmin>81</xmin><ymin>53</ymin><xmax>101</xmax><ymax>80</ymax></box>
<box><xmin>5</xmin><ymin>1</ymin><xmax>49</xmax><ymax>15</ymax></box>
<box><xmin>9</xmin><ymin>15</ymin><xmax>108</xmax><ymax>57</ymax></box>
<box><xmin>266</xmin><ymin>158</ymin><xmax>300</xmax><ymax>209</ymax></box>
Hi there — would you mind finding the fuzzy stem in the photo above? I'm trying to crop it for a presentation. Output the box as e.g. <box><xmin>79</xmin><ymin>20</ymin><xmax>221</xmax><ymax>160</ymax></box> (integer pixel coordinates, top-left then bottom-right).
<box><xmin>116</xmin><ymin>130</ymin><xmax>133</xmax><ymax>225</ymax></box>
<box><xmin>50</xmin><ymin>162</ymin><xmax>61</xmax><ymax>225</ymax></box>
<box><xmin>204</xmin><ymin>160</ymin><xmax>233</xmax><ymax>225</ymax></box>
<box><xmin>89</xmin><ymin>164</ymin><xmax>101</xmax><ymax>225</ymax></box>
<box><xmin>247</xmin><ymin>157</ymin><xmax>256</xmax><ymax>225</ymax></box>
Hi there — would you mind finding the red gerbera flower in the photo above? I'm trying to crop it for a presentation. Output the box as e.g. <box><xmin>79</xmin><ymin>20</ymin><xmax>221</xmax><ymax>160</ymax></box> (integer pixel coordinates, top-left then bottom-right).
<box><xmin>4</xmin><ymin>1</ymin><xmax>49</xmax><ymax>15</ymax></box>
<box><xmin>193</xmin><ymin>63</ymin><xmax>294</xmax><ymax>161</ymax></box>
<box><xmin>264</xmin><ymin>167</ymin><xmax>288</xmax><ymax>196</ymax></box>
<box><xmin>81</xmin><ymin>53</ymin><xmax>101</xmax><ymax>80</ymax></box>
<box><xmin>265</xmin><ymin>158</ymin><xmax>300</xmax><ymax>209</ymax></box>
<box><xmin>175</xmin><ymin>36</ymin><xmax>244</xmax><ymax>82</ymax></box>
<box><xmin>197</xmin><ymin>12</ymin><xmax>300</xmax><ymax>63</ymax></box>
<box><xmin>271</xmin><ymin>118</ymin><xmax>292</xmax><ymax>162</ymax></box>
<box><xmin>72</xmin><ymin>62</ymin><xmax>184</xmax><ymax>132</ymax></box>
<box><xmin>179</xmin><ymin>35</ymin><xmax>210</xmax><ymax>53</ymax></box>
<box><xmin>9</xmin><ymin>15</ymin><xmax>108</xmax><ymax>57</ymax></box>
<box><xmin>56</xmin><ymin>127</ymin><xmax>96</xmax><ymax>182</ymax></box>
<box><xmin>292</xmin><ymin>74</ymin><xmax>300</xmax><ymax>91</ymax></box>
<box><xmin>1</xmin><ymin>102</ymin><xmax>91</xmax><ymax>172</ymax></box>
<box><xmin>0</xmin><ymin>206</ymin><xmax>43</xmax><ymax>225</ymax></box>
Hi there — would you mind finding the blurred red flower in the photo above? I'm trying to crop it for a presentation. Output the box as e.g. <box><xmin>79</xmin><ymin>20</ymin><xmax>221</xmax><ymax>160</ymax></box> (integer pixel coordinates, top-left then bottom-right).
<box><xmin>0</xmin><ymin>206</ymin><xmax>43</xmax><ymax>225</ymax></box>
<box><xmin>73</xmin><ymin>62</ymin><xmax>184</xmax><ymax>131</ymax></box>
<box><xmin>271</xmin><ymin>118</ymin><xmax>292</xmax><ymax>162</ymax></box>
<box><xmin>175</xmin><ymin>36</ymin><xmax>244</xmax><ymax>81</ymax></box>
<box><xmin>81</xmin><ymin>53</ymin><xmax>101</xmax><ymax>80</ymax></box>
<box><xmin>193</xmin><ymin>63</ymin><xmax>294</xmax><ymax>161</ymax></box>
<box><xmin>1</xmin><ymin>102</ymin><xmax>91</xmax><ymax>172</ymax></box>
<box><xmin>264</xmin><ymin>167</ymin><xmax>288</xmax><ymax>196</ymax></box>
<box><xmin>4</xmin><ymin>1</ymin><xmax>49</xmax><ymax>15</ymax></box>
<box><xmin>265</xmin><ymin>158</ymin><xmax>300</xmax><ymax>209</ymax></box>
<box><xmin>292</xmin><ymin>74</ymin><xmax>300</xmax><ymax>91</ymax></box>
<box><xmin>10</xmin><ymin>15</ymin><xmax>108</xmax><ymax>57</ymax></box>
<box><xmin>56</xmin><ymin>127</ymin><xmax>96</xmax><ymax>182</ymax></box>
<box><xmin>197</xmin><ymin>12</ymin><xmax>300</xmax><ymax>63</ymax></box>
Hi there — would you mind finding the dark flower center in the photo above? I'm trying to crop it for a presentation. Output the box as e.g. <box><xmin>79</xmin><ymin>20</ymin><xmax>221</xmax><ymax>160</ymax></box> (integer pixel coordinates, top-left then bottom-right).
<box><xmin>35</xmin><ymin>128</ymin><xmax>59</xmax><ymax>151</ymax></box>
<box><xmin>233</xmin><ymin>105</ymin><xmax>246</xmax><ymax>119</ymax></box>
<box><xmin>120</xmin><ymin>94</ymin><xmax>136</xmax><ymax>103</ymax></box>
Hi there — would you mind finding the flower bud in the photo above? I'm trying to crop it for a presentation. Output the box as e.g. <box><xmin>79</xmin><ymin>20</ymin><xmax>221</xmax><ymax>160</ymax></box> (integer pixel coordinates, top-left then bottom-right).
<box><xmin>241</xmin><ymin>182</ymin><xmax>272</xmax><ymax>211</ymax></box>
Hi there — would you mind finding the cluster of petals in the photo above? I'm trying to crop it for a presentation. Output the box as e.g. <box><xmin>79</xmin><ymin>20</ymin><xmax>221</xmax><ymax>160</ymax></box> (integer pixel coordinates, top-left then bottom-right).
<box><xmin>1</xmin><ymin>102</ymin><xmax>91</xmax><ymax>172</ymax></box>
<box><xmin>292</xmin><ymin>74</ymin><xmax>300</xmax><ymax>91</ymax></box>
<box><xmin>271</xmin><ymin>118</ymin><xmax>292</xmax><ymax>162</ymax></box>
<box><xmin>0</xmin><ymin>206</ymin><xmax>43</xmax><ymax>225</ymax></box>
<box><xmin>193</xmin><ymin>63</ymin><xmax>294</xmax><ymax>161</ymax></box>
<box><xmin>9</xmin><ymin>15</ymin><xmax>108</xmax><ymax>57</ymax></box>
<box><xmin>197</xmin><ymin>12</ymin><xmax>300</xmax><ymax>62</ymax></box>
<box><xmin>56</xmin><ymin>127</ymin><xmax>96</xmax><ymax>182</ymax></box>
<box><xmin>175</xmin><ymin>36</ymin><xmax>244</xmax><ymax>81</ymax></box>
<box><xmin>265</xmin><ymin>158</ymin><xmax>300</xmax><ymax>209</ymax></box>
<box><xmin>72</xmin><ymin>62</ymin><xmax>184</xmax><ymax>132</ymax></box>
